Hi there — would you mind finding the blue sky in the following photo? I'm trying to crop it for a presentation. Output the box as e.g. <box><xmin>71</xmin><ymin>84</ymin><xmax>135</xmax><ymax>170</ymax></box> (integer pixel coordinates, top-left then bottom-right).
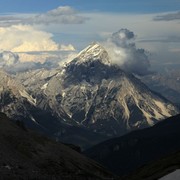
<box><xmin>0</xmin><ymin>0</ymin><xmax>179</xmax><ymax>13</ymax></box>
<box><xmin>0</xmin><ymin>0</ymin><xmax>180</xmax><ymax>69</ymax></box>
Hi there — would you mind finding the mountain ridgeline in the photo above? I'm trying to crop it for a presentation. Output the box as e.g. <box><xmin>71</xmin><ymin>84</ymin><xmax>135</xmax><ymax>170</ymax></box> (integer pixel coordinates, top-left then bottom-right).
<box><xmin>85</xmin><ymin>114</ymin><xmax>180</xmax><ymax>177</ymax></box>
<box><xmin>0</xmin><ymin>43</ymin><xmax>179</xmax><ymax>148</ymax></box>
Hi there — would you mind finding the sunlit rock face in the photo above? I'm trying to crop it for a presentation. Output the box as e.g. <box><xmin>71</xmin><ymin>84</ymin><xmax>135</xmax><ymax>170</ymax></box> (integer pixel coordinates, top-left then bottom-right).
<box><xmin>15</xmin><ymin>43</ymin><xmax>179</xmax><ymax>138</ymax></box>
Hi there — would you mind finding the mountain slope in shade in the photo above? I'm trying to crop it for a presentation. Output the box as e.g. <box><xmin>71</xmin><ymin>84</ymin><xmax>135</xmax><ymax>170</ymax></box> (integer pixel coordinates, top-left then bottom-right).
<box><xmin>121</xmin><ymin>150</ymin><xmax>180</xmax><ymax>180</ymax></box>
<box><xmin>85</xmin><ymin>114</ymin><xmax>180</xmax><ymax>176</ymax></box>
<box><xmin>16</xmin><ymin>43</ymin><xmax>179</xmax><ymax>139</ymax></box>
<box><xmin>0</xmin><ymin>112</ymin><xmax>115</xmax><ymax>180</ymax></box>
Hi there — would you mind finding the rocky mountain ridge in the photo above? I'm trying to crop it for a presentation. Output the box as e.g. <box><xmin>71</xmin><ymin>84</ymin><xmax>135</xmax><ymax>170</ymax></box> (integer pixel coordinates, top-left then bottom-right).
<box><xmin>0</xmin><ymin>43</ymin><xmax>179</xmax><ymax>148</ymax></box>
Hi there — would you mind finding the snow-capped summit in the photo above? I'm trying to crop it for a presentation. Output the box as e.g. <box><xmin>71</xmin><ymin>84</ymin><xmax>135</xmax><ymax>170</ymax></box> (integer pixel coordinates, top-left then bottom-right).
<box><xmin>70</xmin><ymin>42</ymin><xmax>111</xmax><ymax>66</ymax></box>
<box><xmin>63</xmin><ymin>43</ymin><xmax>120</xmax><ymax>85</ymax></box>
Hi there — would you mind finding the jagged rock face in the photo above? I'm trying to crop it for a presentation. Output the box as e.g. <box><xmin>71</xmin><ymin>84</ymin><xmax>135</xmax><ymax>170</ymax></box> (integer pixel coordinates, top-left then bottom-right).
<box><xmin>15</xmin><ymin>43</ymin><xmax>179</xmax><ymax>138</ymax></box>
<box><xmin>0</xmin><ymin>70</ymin><xmax>108</xmax><ymax>149</ymax></box>
<box><xmin>0</xmin><ymin>71</ymin><xmax>36</xmax><ymax>120</ymax></box>
<box><xmin>0</xmin><ymin>71</ymin><xmax>67</xmax><ymax>140</ymax></box>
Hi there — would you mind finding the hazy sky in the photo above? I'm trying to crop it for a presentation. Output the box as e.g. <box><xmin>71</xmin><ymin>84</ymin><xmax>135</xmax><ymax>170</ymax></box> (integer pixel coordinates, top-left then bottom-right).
<box><xmin>0</xmin><ymin>0</ymin><xmax>180</xmax><ymax>69</ymax></box>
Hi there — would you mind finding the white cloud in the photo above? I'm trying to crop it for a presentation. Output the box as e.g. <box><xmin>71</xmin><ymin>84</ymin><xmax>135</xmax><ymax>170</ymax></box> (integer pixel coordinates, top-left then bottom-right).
<box><xmin>0</xmin><ymin>51</ymin><xmax>19</xmax><ymax>67</ymax></box>
<box><xmin>59</xmin><ymin>44</ymin><xmax>75</xmax><ymax>51</ymax></box>
<box><xmin>18</xmin><ymin>52</ymin><xmax>58</xmax><ymax>63</ymax></box>
<box><xmin>33</xmin><ymin>6</ymin><xmax>87</xmax><ymax>25</ymax></box>
<box><xmin>52</xmin><ymin>12</ymin><xmax>180</xmax><ymax>47</ymax></box>
<box><xmin>18</xmin><ymin>51</ymin><xmax>77</xmax><ymax>63</ymax></box>
<box><xmin>0</xmin><ymin>6</ymin><xmax>88</xmax><ymax>27</ymax></box>
<box><xmin>52</xmin><ymin>12</ymin><xmax>180</xmax><ymax>66</ymax></box>
<box><xmin>103</xmin><ymin>29</ymin><xmax>150</xmax><ymax>75</ymax></box>
<box><xmin>1</xmin><ymin>50</ymin><xmax>78</xmax><ymax>73</ymax></box>
<box><xmin>0</xmin><ymin>9</ymin><xmax>180</xmax><ymax>70</ymax></box>
<box><xmin>0</xmin><ymin>25</ymin><xmax>75</xmax><ymax>52</ymax></box>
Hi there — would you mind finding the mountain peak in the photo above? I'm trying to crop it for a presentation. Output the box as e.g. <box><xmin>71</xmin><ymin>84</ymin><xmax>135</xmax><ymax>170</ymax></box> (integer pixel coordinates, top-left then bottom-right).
<box><xmin>71</xmin><ymin>42</ymin><xmax>111</xmax><ymax>65</ymax></box>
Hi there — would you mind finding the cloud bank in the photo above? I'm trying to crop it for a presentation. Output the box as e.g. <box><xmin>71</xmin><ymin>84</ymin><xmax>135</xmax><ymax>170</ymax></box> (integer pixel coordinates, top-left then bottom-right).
<box><xmin>0</xmin><ymin>25</ymin><xmax>75</xmax><ymax>52</ymax></box>
<box><xmin>154</xmin><ymin>11</ymin><xmax>180</xmax><ymax>21</ymax></box>
<box><xmin>104</xmin><ymin>29</ymin><xmax>150</xmax><ymax>75</ymax></box>
<box><xmin>0</xmin><ymin>50</ymin><xmax>77</xmax><ymax>73</ymax></box>
<box><xmin>0</xmin><ymin>6</ymin><xmax>88</xmax><ymax>27</ymax></box>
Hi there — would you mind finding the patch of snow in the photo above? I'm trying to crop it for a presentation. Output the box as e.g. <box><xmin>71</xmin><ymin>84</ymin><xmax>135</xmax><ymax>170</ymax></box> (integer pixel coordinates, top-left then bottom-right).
<box><xmin>60</xmin><ymin>69</ymin><xmax>65</xmax><ymax>75</ymax></box>
<box><xmin>104</xmin><ymin>80</ymin><xmax>113</xmax><ymax>99</ymax></box>
<box><xmin>134</xmin><ymin>121</ymin><xmax>142</xmax><ymax>127</ymax></box>
<box><xmin>30</xmin><ymin>115</ymin><xmax>37</xmax><ymax>123</ymax></box>
<box><xmin>19</xmin><ymin>90</ymin><xmax>36</xmax><ymax>106</ymax></box>
<box><xmin>41</xmin><ymin>83</ymin><xmax>48</xmax><ymax>90</ymax></box>
<box><xmin>87</xmin><ymin>44</ymin><xmax>100</xmax><ymax>52</ymax></box>
<box><xmin>62</xmin><ymin>91</ymin><xmax>66</xmax><ymax>98</ymax></box>
<box><xmin>141</xmin><ymin>109</ymin><xmax>154</xmax><ymax>126</ymax></box>
<box><xmin>80</xmin><ymin>85</ymin><xmax>86</xmax><ymax>91</ymax></box>
<box><xmin>159</xmin><ymin>169</ymin><xmax>180</xmax><ymax>180</ymax></box>
<box><xmin>121</xmin><ymin>99</ymin><xmax>130</xmax><ymax>121</ymax></box>
<box><xmin>133</xmin><ymin>97</ymin><xmax>154</xmax><ymax>126</ymax></box>
<box><xmin>154</xmin><ymin>100</ymin><xmax>171</xmax><ymax>117</ymax></box>
<box><xmin>77</xmin><ymin>44</ymin><xmax>97</xmax><ymax>57</ymax></box>
<box><xmin>67</xmin><ymin>112</ymin><xmax>72</xmax><ymax>118</ymax></box>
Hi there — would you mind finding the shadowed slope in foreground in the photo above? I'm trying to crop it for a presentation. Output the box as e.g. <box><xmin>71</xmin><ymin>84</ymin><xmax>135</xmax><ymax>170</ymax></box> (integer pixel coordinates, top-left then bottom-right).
<box><xmin>0</xmin><ymin>113</ymin><xmax>115</xmax><ymax>180</ymax></box>
<box><xmin>121</xmin><ymin>150</ymin><xmax>180</xmax><ymax>180</ymax></box>
<box><xmin>85</xmin><ymin>114</ymin><xmax>180</xmax><ymax>176</ymax></box>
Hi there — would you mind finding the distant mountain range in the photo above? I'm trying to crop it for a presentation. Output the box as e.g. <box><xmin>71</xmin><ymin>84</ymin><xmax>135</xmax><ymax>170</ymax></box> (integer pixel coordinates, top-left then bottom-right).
<box><xmin>141</xmin><ymin>69</ymin><xmax>180</xmax><ymax>105</ymax></box>
<box><xmin>85</xmin><ymin>114</ymin><xmax>180</xmax><ymax>176</ymax></box>
<box><xmin>0</xmin><ymin>43</ymin><xmax>179</xmax><ymax>148</ymax></box>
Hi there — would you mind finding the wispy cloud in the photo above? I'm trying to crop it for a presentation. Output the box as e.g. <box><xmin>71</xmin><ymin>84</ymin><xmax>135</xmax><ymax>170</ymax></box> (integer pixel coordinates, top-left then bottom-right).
<box><xmin>138</xmin><ymin>36</ymin><xmax>180</xmax><ymax>43</ymax></box>
<box><xmin>0</xmin><ymin>6</ymin><xmax>88</xmax><ymax>27</ymax></box>
<box><xmin>154</xmin><ymin>11</ymin><xmax>180</xmax><ymax>21</ymax></box>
